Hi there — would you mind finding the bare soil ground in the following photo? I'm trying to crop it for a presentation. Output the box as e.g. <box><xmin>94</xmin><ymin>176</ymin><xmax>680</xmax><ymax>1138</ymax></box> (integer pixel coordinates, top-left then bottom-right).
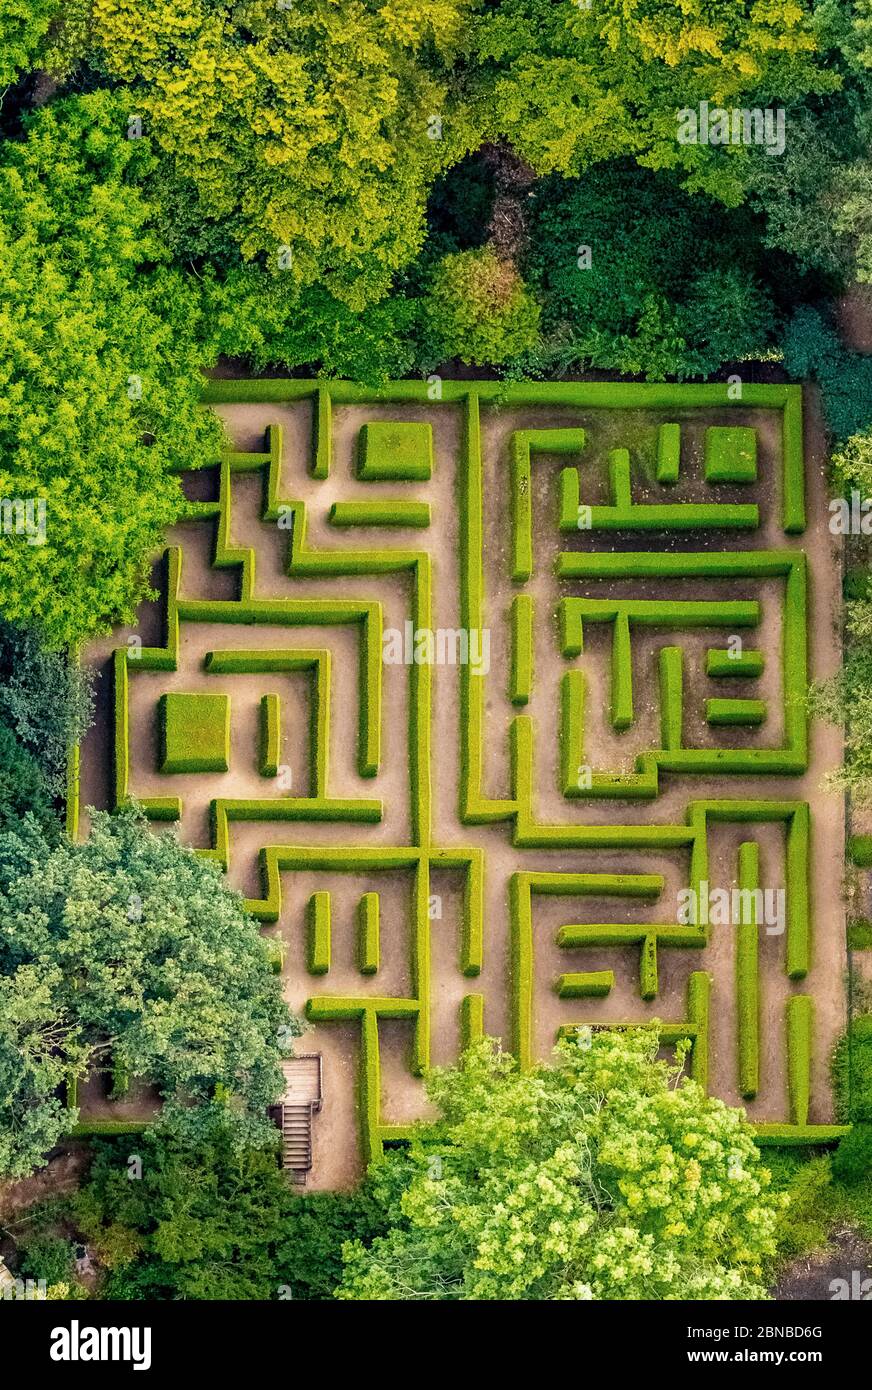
<box><xmin>772</xmin><ymin>1228</ymin><xmax>872</xmax><ymax>1301</ymax></box>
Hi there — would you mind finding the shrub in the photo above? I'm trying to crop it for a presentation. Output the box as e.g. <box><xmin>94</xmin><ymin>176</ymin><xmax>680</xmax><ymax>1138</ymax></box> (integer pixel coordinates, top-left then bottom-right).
<box><xmin>832</xmin><ymin>1015</ymin><xmax>872</xmax><ymax>1122</ymax></box>
<box><xmin>526</xmin><ymin>165</ymin><xmax>778</xmax><ymax>379</ymax></box>
<box><xmin>832</xmin><ymin>1123</ymin><xmax>872</xmax><ymax>1185</ymax></box>
<box><xmin>0</xmin><ymin>621</ymin><xmax>94</xmax><ymax>795</ymax></box>
<box><xmin>70</xmin><ymin>1130</ymin><xmax>389</xmax><ymax>1300</ymax></box>
<box><xmin>831</xmin><ymin>427</ymin><xmax>872</xmax><ymax>494</ymax></box>
<box><xmin>18</xmin><ymin>1233</ymin><xmax>76</xmax><ymax>1287</ymax></box>
<box><xmin>0</xmin><ymin>721</ymin><xmax>56</xmax><ymax>837</ymax></box>
<box><xmin>848</xmin><ymin>918</ymin><xmax>872</xmax><ymax>950</ymax></box>
<box><xmin>421</xmin><ymin>247</ymin><xmax>541</xmax><ymax>366</ymax></box>
<box><xmin>783</xmin><ymin>307</ymin><xmax>872</xmax><ymax>441</ymax></box>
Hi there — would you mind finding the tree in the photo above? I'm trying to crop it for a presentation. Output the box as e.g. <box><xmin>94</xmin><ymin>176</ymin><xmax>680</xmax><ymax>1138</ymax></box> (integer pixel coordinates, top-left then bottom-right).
<box><xmin>783</xmin><ymin>306</ymin><xmax>872</xmax><ymax>441</ymax></box>
<box><xmin>0</xmin><ymin>89</ymin><xmax>222</xmax><ymax>651</ymax></box>
<box><xmin>0</xmin><ymin>622</ymin><xmax>94</xmax><ymax>796</ymax></box>
<box><xmin>202</xmin><ymin>271</ymin><xmax>419</xmax><ymax>387</ymax></box>
<box><xmin>0</xmin><ymin>807</ymin><xmax>295</xmax><ymax>1177</ymax></box>
<box><xmin>526</xmin><ymin>165</ymin><xmax>777</xmax><ymax>379</ymax></box>
<box><xmin>0</xmin><ymin>723</ymin><xmax>56</xmax><ymax>837</ymax></box>
<box><xmin>61</xmin><ymin>1126</ymin><xmax>389</xmax><ymax>1300</ymax></box>
<box><xmin>746</xmin><ymin>108</ymin><xmax>863</xmax><ymax>283</ymax></box>
<box><xmin>0</xmin><ymin>0</ymin><xmax>59</xmax><ymax>84</ymax></box>
<box><xmin>421</xmin><ymin>246</ymin><xmax>541</xmax><ymax>366</ymax></box>
<box><xmin>74</xmin><ymin>1127</ymin><xmax>293</xmax><ymax>1300</ymax></box>
<box><xmin>89</xmin><ymin>0</ymin><xmax>475</xmax><ymax>309</ymax></box>
<box><xmin>466</xmin><ymin>0</ymin><xmax>838</xmax><ymax>206</ymax></box>
<box><xmin>338</xmin><ymin>1030</ymin><xmax>782</xmax><ymax>1300</ymax></box>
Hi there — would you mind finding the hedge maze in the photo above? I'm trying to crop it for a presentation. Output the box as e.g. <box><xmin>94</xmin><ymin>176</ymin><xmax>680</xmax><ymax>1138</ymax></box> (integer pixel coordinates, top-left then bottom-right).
<box><xmin>76</xmin><ymin>380</ymin><xmax>847</xmax><ymax>1173</ymax></box>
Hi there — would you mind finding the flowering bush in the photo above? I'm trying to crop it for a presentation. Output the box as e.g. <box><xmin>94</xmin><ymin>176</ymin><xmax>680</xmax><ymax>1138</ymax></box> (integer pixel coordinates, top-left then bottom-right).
<box><xmin>338</xmin><ymin>1028</ymin><xmax>782</xmax><ymax>1300</ymax></box>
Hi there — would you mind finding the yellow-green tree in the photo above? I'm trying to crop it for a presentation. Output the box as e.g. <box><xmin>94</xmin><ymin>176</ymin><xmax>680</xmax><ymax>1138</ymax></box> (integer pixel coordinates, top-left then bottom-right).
<box><xmin>0</xmin><ymin>90</ymin><xmax>221</xmax><ymax>650</ymax></box>
<box><xmin>467</xmin><ymin>0</ymin><xmax>838</xmax><ymax>205</ymax></box>
<box><xmin>339</xmin><ymin>1030</ymin><xmax>782</xmax><ymax>1300</ymax></box>
<box><xmin>90</xmin><ymin>0</ymin><xmax>475</xmax><ymax>308</ymax></box>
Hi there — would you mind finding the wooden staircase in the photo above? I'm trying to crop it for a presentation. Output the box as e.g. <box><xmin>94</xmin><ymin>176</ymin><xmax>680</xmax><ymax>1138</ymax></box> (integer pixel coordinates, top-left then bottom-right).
<box><xmin>278</xmin><ymin>1056</ymin><xmax>322</xmax><ymax>1184</ymax></box>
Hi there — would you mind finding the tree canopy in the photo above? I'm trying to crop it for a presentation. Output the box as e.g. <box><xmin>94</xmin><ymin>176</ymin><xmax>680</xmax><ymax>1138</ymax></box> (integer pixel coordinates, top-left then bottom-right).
<box><xmin>0</xmin><ymin>89</ymin><xmax>222</xmax><ymax>651</ymax></box>
<box><xmin>0</xmin><ymin>807</ymin><xmax>294</xmax><ymax>1178</ymax></box>
<box><xmin>466</xmin><ymin>0</ymin><xmax>838</xmax><ymax>205</ymax></box>
<box><xmin>89</xmin><ymin>0</ymin><xmax>475</xmax><ymax>309</ymax></box>
<box><xmin>338</xmin><ymin>1030</ymin><xmax>782</xmax><ymax>1300</ymax></box>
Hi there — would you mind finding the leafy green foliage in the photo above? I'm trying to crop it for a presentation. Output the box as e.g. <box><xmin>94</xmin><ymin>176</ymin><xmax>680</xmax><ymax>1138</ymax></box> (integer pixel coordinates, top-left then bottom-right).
<box><xmin>203</xmin><ymin>273</ymin><xmax>418</xmax><ymax>386</ymax></box>
<box><xmin>338</xmin><ymin>1031</ymin><xmax>782</xmax><ymax>1301</ymax></box>
<box><xmin>77</xmin><ymin>1129</ymin><xmax>290</xmax><ymax>1300</ymax></box>
<box><xmin>0</xmin><ymin>88</ymin><xmax>222</xmax><ymax>650</ymax></box>
<box><xmin>526</xmin><ymin>166</ymin><xmax>777</xmax><ymax>379</ymax></box>
<box><xmin>64</xmin><ymin>1128</ymin><xmax>388</xmax><ymax>1300</ymax></box>
<box><xmin>271</xmin><ymin>1188</ymin><xmax>390</xmax><ymax>1300</ymax></box>
<box><xmin>765</xmin><ymin>1150</ymin><xmax>835</xmax><ymax>1266</ymax></box>
<box><xmin>0</xmin><ymin>806</ymin><xmax>295</xmax><ymax>1177</ymax></box>
<box><xmin>0</xmin><ymin>621</ymin><xmax>94</xmax><ymax>795</ymax></box>
<box><xmin>783</xmin><ymin>307</ymin><xmax>872</xmax><ymax>441</ymax></box>
<box><xmin>765</xmin><ymin>1140</ymin><xmax>872</xmax><ymax>1273</ymax></box>
<box><xmin>831</xmin><ymin>426</ymin><xmax>872</xmax><ymax>494</ymax></box>
<box><xmin>832</xmin><ymin>1123</ymin><xmax>872</xmax><ymax>1185</ymax></box>
<box><xmin>848</xmin><ymin>917</ymin><xmax>872</xmax><ymax>951</ymax></box>
<box><xmin>832</xmin><ymin>1015</ymin><xmax>872</xmax><ymax>1123</ymax></box>
<box><xmin>466</xmin><ymin>0</ymin><xmax>837</xmax><ymax>205</ymax></box>
<box><xmin>89</xmin><ymin>0</ymin><xmax>475</xmax><ymax>310</ymax></box>
<box><xmin>421</xmin><ymin>247</ymin><xmax>540</xmax><ymax>366</ymax></box>
<box><xmin>746</xmin><ymin>104</ymin><xmax>865</xmax><ymax>285</ymax></box>
<box><xmin>18</xmin><ymin>1232</ymin><xmax>76</xmax><ymax>1286</ymax></box>
<box><xmin>809</xmin><ymin>593</ymin><xmax>872</xmax><ymax>802</ymax></box>
<box><xmin>0</xmin><ymin>722</ymin><xmax>55</xmax><ymax>837</ymax></box>
<box><xmin>0</xmin><ymin>0</ymin><xmax>59</xmax><ymax>84</ymax></box>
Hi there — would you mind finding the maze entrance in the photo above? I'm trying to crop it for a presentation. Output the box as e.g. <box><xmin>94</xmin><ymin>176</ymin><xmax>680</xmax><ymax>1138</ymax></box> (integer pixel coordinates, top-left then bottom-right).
<box><xmin>76</xmin><ymin>381</ymin><xmax>848</xmax><ymax>1186</ymax></box>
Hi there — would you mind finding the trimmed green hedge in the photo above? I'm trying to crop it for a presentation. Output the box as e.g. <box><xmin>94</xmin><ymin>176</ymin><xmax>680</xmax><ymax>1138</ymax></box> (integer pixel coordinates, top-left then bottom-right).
<box><xmin>159</xmin><ymin>692</ymin><xmax>230</xmax><ymax>774</ymax></box>
<box><xmin>706</xmin><ymin>648</ymin><xmax>765</xmax><ymax>678</ymax></box>
<box><xmin>736</xmin><ymin>840</ymin><xmax>759</xmax><ymax>1100</ymax></box>
<box><xmin>659</xmin><ymin>646</ymin><xmax>682</xmax><ymax>751</ymax></box>
<box><xmin>787</xmin><ymin>994</ymin><xmax>813</xmax><ymax>1128</ymax></box>
<box><xmin>557</xmin><ymin>970</ymin><xmax>614</xmax><ymax>998</ymax></box>
<box><xmin>305</xmin><ymin>997</ymin><xmax>420</xmax><ymax>1164</ymax></box>
<box><xmin>706</xmin><ymin>698</ymin><xmax>767</xmax><ymax>726</ymax></box>
<box><xmin>259</xmin><ymin>693</ymin><xmax>281</xmax><ymax>778</ymax></box>
<box><xmin>460</xmin><ymin>992</ymin><xmax>484</xmax><ymax>1050</ymax></box>
<box><xmin>656</xmin><ymin>423</ymin><xmax>681</xmax><ymax>484</ymax></box>
<box><xmin>357</xmin><ymin>421</ymin><xmax>432</xmax><ymax>481</ymax></box>
<box><xmin>307</xmin><ymin>891</ymin><xmax>331</xmax><ymax>976</ymax></box>
<box><xmin>705</xmin><ymin>426</ymin><xmax>757</xmax><ymax>484</ymax></box>
<box><xmin>557</xmin><ymin>454</ymin><xmax>758</xmax><ymax>530</ymax></box>
<box><xmin>357</xmin><ymin>892</ymin><xmax>380</xmax><ymax>975</ymax></box>
<box><xmin>509</xmin><ymin>594</ymin><xmax>533</xmax><ymax>706</ymax></box>
<box><xmin>329</xmin><ymin>500</ymin><xmax>431</xmax><ymax>527</ymax></box>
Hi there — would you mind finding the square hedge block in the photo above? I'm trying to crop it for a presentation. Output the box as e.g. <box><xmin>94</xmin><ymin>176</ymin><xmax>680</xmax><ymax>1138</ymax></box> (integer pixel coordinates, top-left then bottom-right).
<box><xmin>704</xmin><ymin>426</ymin><xmax>757</xmax><ymax>484</ymax></box>
<box><xmin>159</xmin><ymin>693</ymin><xmax>230</xmax><ymax>774</ymax></box>
<box><xmin>357</xmin><ymin>421</ymin><xmax>433</xmax><ymax>481</ymax></box>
